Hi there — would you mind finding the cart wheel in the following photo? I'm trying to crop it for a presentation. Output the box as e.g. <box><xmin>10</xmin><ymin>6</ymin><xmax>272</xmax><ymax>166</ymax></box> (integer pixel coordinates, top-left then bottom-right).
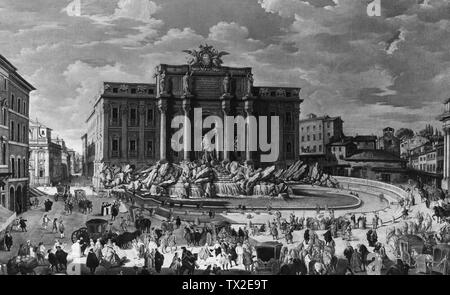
<box><xmin>71</xmin><ymin>227</ymin><xmax>88</xmax><ymax>243</ymax></box>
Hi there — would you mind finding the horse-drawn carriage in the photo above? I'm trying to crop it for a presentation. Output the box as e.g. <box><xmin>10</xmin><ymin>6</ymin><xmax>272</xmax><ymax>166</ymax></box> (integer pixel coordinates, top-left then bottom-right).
<box><xmin>71</xmin><ymin>218</ymin><xmax>117</xmax><ymax>244</ymax></box>
<box><xmin>54</xmin><ymin>184</ymin><xmax>70</xmax><ymax>202</ymax></box>
<box><xmin>74</xmin><ymin>189</ymin><xmax>92</xmax><ymax>214</ymax></box>
<box><xmin>431</xmin><ymin>244</ymin><xmax>450</xmax><ymax>275</ymax></box>
<box><xmin>254</xmin><ymin>241</ymin><xmax>283</xmax><ymax>275</ymax></box>
<box><xmin>397</xmin><ymin>234</ymin><xmax>425</xmax><ymax>267</ymax></box>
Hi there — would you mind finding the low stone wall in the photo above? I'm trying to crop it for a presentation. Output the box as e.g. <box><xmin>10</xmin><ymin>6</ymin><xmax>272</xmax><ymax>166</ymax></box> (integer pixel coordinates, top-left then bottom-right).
<box><xmin>334</xmin><ymin>176</ymin><xmax>407</xmax><ymax>205</ymax></box>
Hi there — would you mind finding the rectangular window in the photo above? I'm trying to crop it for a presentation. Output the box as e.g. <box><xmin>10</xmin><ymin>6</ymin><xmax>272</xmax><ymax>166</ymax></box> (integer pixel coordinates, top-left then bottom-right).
<box><xmin>307</xmin><ymin>126</ymin><xmax>310</xmax><ymax>132</ymax></box>
<box><xmin>285</xmin><ymin>112</ymin><xmax>292</xmax><ymax>126</ymax></box>
<box><xmin>130</xmin><ymin>108</ymin><xmax>137</xmax><ymax>126</ymax></box>
<box><xmin>313</xmin><ymin>125</ymin><xmax>315</xmax><ymax>130</ymax></box>
<box><xmin>319</xmin><ymin>133</ymin><xmax>322</xmax><ymax>140</ymax></box>
<box><xmin>287</xmin><ymin>142</ymin><xmax>292</xmax><ymax>153</ymax></box>
<box><xmin>147</xmin><ymin>108</ymin><xmax>154</xmax><ymax>125</ymax></box>
<box><xmin>327</xmin><ymin>122</ymin><xmax>330</xmax><ymax>128</ymax></box>
<box><xmin>129</xmin><ymin>139</ymin><xmax>137</xmax><ymax>157</ymax></box>
<box><xmin>111</xmin><ymin>138</ymin><xmax>119</xmax><ymax>157</ymax></box>
<box><xmin>307</xmin><ymin>135</ymin><xmax>310</xmax><ymax>141</ymax></box>
<box><xmin>319</xmin><ymin>145</ymin><xmax>322</xmax><ymax>152</ymax></box>
<box><xmin>313</xmin><ymin>134</ymin><xmax>316</xmax><ymax>141</ymax></box>
<box><xmin>301</xmin><ymin>136</ymin><xmax>304</xmax><ymax>142</ymax></box>
<box><xmin>112</xmin><ymin>107</ymin><xmax>119</xmax><ymax>125</ymax></box>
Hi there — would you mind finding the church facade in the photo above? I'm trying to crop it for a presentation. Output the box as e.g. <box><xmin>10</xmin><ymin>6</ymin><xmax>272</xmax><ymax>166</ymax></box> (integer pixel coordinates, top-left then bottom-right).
<box><xmin>83</xmin><ymin>45</ymin><xmax>302</xmax><ymax>189</ymax></box>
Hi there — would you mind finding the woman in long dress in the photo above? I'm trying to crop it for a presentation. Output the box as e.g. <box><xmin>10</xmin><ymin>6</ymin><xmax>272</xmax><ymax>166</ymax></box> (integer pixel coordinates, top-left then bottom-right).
<box><xmin>198</xmin><ymin>244</ymin><xmax>211</xmax><ymax>265</ymax></box>
<box><xmin>118</xmin><ymin>200</ymin><xmax>128</xmax><ymax>214</ymax></box>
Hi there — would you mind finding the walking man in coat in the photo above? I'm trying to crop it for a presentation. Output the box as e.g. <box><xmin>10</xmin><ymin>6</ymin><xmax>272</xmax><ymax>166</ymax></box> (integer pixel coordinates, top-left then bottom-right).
<box><xmin>154</xmin><ymin>248</ymin><xmax>164</xmax><ymax>273</ymax></box>
<box><xmin>4</xmin><ymin>231</ymin><xmax>12</xmax><ymax>251</ymax></box>
<box><xmin>86</xmin><ymin>248</ymin><xmax>100</xmax><ymax>275</ymax></box>
<box><xmin>19</xmin><ymin>217</ymin><xmax>27</xmax><ymax>232</ymax></box>
<box><xmin>55</xmin><ymin>246</ymin><xmax>68</xmax><ymax>272</ymax></box>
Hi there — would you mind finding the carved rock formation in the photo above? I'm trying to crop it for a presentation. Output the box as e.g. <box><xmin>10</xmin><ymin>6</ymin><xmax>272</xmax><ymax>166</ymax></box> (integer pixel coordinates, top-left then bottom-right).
<box><xmin>99</xmin><ymin>160</ymin><xmax>339</xmax><ymax>198</ymax></box>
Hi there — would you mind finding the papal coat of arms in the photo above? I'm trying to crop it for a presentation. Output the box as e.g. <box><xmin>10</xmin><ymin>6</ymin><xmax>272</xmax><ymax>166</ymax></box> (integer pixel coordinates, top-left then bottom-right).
<box><xmin>182</xmin><ymin>44</ymin><xmax>229</xmax><ymax>69</ymax></box>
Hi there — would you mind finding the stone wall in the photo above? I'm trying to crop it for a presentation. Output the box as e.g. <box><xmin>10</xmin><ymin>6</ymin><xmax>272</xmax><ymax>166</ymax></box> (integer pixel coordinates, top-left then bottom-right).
<box><xmin>334</xmin><ymin>176</ymin><xmax>407</xmax><ymax>204</ymax></box>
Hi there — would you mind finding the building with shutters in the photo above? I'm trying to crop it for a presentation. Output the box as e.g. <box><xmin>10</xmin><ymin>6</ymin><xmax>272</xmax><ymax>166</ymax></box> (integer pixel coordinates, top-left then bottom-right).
<box><xmin>0</xmin><ymin>54</ymin><xmax>34</xmax><ymax>213</ymax></box>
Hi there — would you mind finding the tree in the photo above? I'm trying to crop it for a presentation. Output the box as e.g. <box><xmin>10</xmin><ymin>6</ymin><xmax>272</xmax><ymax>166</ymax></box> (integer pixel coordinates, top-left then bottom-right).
<box><xmin>419</xmin><ymin>124</ymin><xmax>434</xmax><ymax>140</ymax></box>
<box><xmin>395</xmin><ymin>128</ymin><xmax>414</xmax><ymax>140</ymax></box>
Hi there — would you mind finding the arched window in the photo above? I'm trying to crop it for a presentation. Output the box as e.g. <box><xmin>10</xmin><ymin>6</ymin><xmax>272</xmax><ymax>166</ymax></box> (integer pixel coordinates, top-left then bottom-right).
<box><xmin>2</xmin><ymin>108</ymin><xmax>6</xmax><ymax>126</ymax></box>
<box><xmin>10</xmin><ymin>158</ymin><xmax>15</xmax><ymax>178</ymax></box>
<box><xmin>10</xmin><ymin>121</ymin><xmax>14</xmax><ymax>141</ymax></box>
<box><xmin>17</xmin><ymin>98</ymin><xmax>21</xmax><ymax>113</ymax></box>
<box><xmin>17</xmin><ymin>123</ymin><xmax>20</xmax><ymax>142</ymax></box>
<box><xmin>17</xmin><ymin>158</ymin><xmax>21</xmax><ymax>178</ymax></box>
<box><xmin>23</xmin><ymin>102</ymin><xmax>26</xmax><ymax>115</ymax></box>
<box><xmin>23</xmin><ymin>159</ymin><xmax>26</xmax><ymax>178</ymax></box>
<box><xmin>2</xmin><ymin>143</ymin><xmax>5</xmax><ymax>165</ymax></box>
<box><xmin>10</xmin><ymin>94</ymin><xmax>14</xmax><ymax>110</ymax></box>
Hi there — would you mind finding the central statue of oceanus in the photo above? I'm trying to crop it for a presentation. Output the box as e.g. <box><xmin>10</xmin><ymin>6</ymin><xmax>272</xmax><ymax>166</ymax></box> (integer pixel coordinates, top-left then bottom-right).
<box><xmin>182</xmin><ymin>44</ymin><xmax>229</xmax><ymax>68</ymax></box>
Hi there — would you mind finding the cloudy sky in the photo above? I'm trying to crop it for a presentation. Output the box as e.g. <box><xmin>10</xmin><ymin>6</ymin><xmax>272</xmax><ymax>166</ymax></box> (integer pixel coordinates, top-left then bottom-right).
<box><xmin>1</xmin><ymin>0</ymin><xmax>450</xmax><ymax>153</ymax></box>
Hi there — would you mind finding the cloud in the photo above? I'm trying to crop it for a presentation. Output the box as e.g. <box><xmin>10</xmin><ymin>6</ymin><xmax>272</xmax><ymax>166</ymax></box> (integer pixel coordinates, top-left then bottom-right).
<box><xmin>63</xmin><ymin>0</ymin><xmax>161</xmax><ymax>25</ymax></box>
<box><xmin>2</xmin><ymin>0</ymin><xmax>450</xmax><ymax>151</ymax></box>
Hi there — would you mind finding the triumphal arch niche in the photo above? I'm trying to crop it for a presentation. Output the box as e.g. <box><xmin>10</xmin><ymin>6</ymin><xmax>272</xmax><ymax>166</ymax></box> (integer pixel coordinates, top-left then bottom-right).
<box><xmin>154</xmin><ymin>44</ymin><xmax>302</xmax><ymax>167</ymax></box>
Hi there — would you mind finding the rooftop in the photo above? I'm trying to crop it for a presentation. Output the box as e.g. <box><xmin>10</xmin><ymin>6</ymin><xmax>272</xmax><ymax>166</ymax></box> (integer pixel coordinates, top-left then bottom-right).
<box><xmin>346</xmin><ymin>150</ymin><xmax>404</xmax><ymax>162</ymax></box>
<box><xmin>352</xmin><ymin>135</ymin><xmax>377</xmax><ymax>142</ymax></box>
<box><xmin>299</xmin><ymin>114</ymin><xmax>342</xmax><ymax>123</ymax></box>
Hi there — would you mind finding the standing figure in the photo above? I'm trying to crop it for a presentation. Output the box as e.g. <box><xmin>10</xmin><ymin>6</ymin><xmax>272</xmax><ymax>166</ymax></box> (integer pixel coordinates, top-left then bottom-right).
<box><xmin>4</xmin><ymin>231</ymin><xmax>12</xmax><ymax>251</ymax></box>
<box><xmin>222</xmin><ymin>72</ymin><xmax>231</xmax><ymax>94</ymax></box>
<box><xmin>182</xmin><ymin>71</ymin><xmax>192</xmax><ymax>95</ymax></box>
<box><xmin>86</xmin><ymin>248</ymin><xmax>99</xmax><ymax>275</ymax></box>
<box><xmin>159</xmin><ymin>70</ymin><xmax>167</xmax><ymax>94</ymax></box>
<box><xmin>246</xmin><ymin>72</ymin><xmax>253</xmax><ymax>95</ymax></box>
<box><xmin>59</xmin><ymin>219</ymin><xmax>65</xmax><ymax>239</ymax></box>
<box><xmin>19</xmin><ymin>217</ymin><xmax>27</xmax><ymax>232</ymax></box>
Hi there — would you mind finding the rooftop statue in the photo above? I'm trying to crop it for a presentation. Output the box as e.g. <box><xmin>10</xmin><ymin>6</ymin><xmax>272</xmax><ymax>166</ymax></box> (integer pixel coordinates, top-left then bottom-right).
<box><xmin>182</xmin><ymin>44</ymin><xmax>229</xmax><ymax>69</ymax></box>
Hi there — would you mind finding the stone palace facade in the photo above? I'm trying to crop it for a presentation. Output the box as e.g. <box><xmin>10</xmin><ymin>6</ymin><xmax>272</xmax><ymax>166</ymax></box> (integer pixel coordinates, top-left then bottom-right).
<box><xmin>83</xmin><ymin>45</ymin><xmax>302</xmax><ymax>189</ymax></box>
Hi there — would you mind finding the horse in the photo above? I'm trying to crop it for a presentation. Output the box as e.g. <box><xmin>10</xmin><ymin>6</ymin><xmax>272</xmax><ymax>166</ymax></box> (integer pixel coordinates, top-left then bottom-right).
<box><xmin>284</xmin><ymin>227</ymin><xmax>294</xmax><ymax>244</ymax></box>
<box><xmin>279</xmin><ymin>258</ymin><xmax>307</xmax><ymax>275</ymax></box>
<box><xmin>432</xmin><ymin>206</ymin><xmax>450</xmax><ymax>223</ymax></box>
<box><xmin>183</xmin><ymin>227</ymin><xmax>194</xmax><ymax>247</ymax></box>
<box><xmin>114</xmin><ymin>230</ymin><xmax>141</xmax><ymax>249</ymax></box>
<box><xmin>135</xmin><ymin>218</ymin><xmax>151</xmax><ymax>233</ymax></box>
<box><xmin>7</xmin><ymin>256</ymin><xmax>38</xmax><ymax>275</ymax></box>
<box><xmin>180</xmin><ymin>250</ymin><xmax>197</xmax><ymax>275</ymax></box>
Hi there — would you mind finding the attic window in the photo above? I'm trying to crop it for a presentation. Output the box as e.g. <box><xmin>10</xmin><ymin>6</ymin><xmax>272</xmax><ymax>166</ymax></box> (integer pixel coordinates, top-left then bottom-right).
<box><xmin>148</xmin><ymin>89</ymin><xmax>154</xmax><ymax>94</ymax></box>
<box><xmin>131</xmin><ymin>88</ymin><xmax>137</xmax><ymax>94</ymax></box>
<box><xmin>113</xmin><ymin>88</ymin><xmax>118</xmax><ymax>93</ymax></box>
